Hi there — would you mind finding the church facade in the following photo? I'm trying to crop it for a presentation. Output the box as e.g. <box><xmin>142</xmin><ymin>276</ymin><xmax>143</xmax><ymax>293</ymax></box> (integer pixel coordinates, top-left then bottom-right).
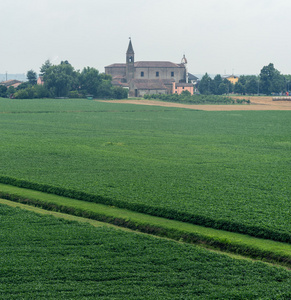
<box><xmin>105</xmin><ymin>40</ymin><xmax>193</xmax><ymax>97</ymax></box>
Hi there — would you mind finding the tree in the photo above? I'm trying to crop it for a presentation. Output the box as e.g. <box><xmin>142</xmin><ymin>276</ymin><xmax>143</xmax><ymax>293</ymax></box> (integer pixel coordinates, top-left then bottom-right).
<box><xmin>234</xmin><ymin>82</ymin><xmax>245</xmax><ymax>94</ymax></box>
<box><xmin>0</xmin><ymin>85</ymin><xmax>7</xmax><ymax>97</ymax></box>
<box><xmin>259</xmin><ymin>63</ymin><xmax>285</xmax><ymax>95</ymax></box>
<box><xmin>40</xmin><ymin>60</ymin><xmax>52</xmax><ymax>77</ymax></box>
<box><xmin>17</xmin><ymin>82</ymin><xmax>31</xmax><ymax>90</ymax></box>
<box><xmin>217</xmin><ymin>83</ymin><xmax>227</xmax><ymax>95</ymax></box>
<box><xmin>245</xmin><ymin>78</ymin><xmax>258</xmax><ymax>95</ymax></box>
<box><xmin>213</xmin><ymin>74</ymin><xmax>223</xmax><ymax>95</ymax></box>
<box><xmin>112</xmin><ymin>86</ymin><xmax>128</xmax><ymax>99</ymax></box>
<box><xmin>79</xmin><ymin>67</ymin><xmax>101</xmax><ymax>97</ymax></box>
<box><xmin>26</xmin><ymin>70</ymin><xmax>37</xmax><ymax>85</ymax></box>
<box><xmin>198</xmin><ymin>73</ymin><xmax>213</xmax><ymax>94</ymax></box>
<box><xmin>223</xmin><ymin>78</ymin><xmax>233</xmax><ymax>94</ymax></box>
<box><xmin>98</xmin><ymin>79</ymin><xmax>113</xmax><ymax>98</ymax></box>
<box><xmin>7</xmin><ymin>86</ymin><xmax>16</xmax><ymax>98</ymax></box>
<box><xmin>43</xmin><ymin>61</ymin><xmax>78</xmax><ymax>97</ymax></box>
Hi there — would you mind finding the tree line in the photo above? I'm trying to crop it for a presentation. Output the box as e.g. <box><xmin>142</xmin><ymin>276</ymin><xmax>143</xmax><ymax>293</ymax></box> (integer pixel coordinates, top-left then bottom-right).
<box><xmin>197</xmin><ymin>63</ymin><xmax>290</xmax><ymax>96</ymax></box>
<box><xmin>0</xmin><ymin>60</ymin><xmax>128</xmax><ymax>99</ymax></box>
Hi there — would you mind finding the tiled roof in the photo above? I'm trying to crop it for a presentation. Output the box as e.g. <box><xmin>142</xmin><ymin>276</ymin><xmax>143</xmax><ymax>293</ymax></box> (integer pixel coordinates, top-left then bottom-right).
<box><xmin>112</xmin><ymin>80</ymin><xmax>129</xmax><ymax>87</ymax></box>
<box><xmin>188</xmin><ymin>73</ymin><xmax>198</xmax><ymax>81</ymax></box>
<box><xmin>0</xmin><ymin>79</ymin><xmax>22</xmax><ymax>87</ymax></box>
<box><xmin>134</xmin><ymin>61</ymin><xmax>183</xmax><ymax>68</ymax></box>
<box><xmin>175</xmin><ymin>83</ymin><xmax>193</xmax><ymax>87</ymax></box>
<box><xmin>112</xmin><ymin>75</ymin><xmax>126</xmax><ymax>79</ymax></box>
<box><xmin>105</xmin><ymin>63</ymin><xmax>126</xmax><ymax>68</ymax></box>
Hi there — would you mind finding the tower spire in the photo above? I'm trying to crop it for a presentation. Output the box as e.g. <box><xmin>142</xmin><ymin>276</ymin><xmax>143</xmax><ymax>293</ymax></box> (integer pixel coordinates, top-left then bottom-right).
<box><xmin>126</xmin><ymin>38</ymin><xmax>135</xmax><ymax>82</ymax></box>
<box><xmin>127</xmin><ymin>38</ymin><xmax>134</xmax><ymax>55</ymax></box>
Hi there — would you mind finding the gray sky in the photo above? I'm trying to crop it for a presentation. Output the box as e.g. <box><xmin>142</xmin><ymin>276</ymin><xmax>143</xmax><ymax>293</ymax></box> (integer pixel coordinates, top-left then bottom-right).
<box><xmin>1</xmin><ymin>0</ymin><xmax>291</xmax><ymax>76</ymax></box>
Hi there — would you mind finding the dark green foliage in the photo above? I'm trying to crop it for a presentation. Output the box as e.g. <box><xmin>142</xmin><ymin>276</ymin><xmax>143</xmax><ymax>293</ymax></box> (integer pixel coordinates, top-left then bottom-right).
<box><xmin>0</xmin><ymin>204</ymin><xmax>290</xmax><ymax>299</ymax></box>
<box><xmin>197</xmin><ymin>73</ymin><xmax>214</xmax><ymax>94</ymax></box>
<box><xmin>36</xmin><ymin>62</ymin><xmax>128</xmax><ymax>99</ymax></box>
<box><xmin>7</xmin><ymin>86</ymin><xmax>15</xmax><ymax>97</ymax></box>
<box><xmin>14</xmin><ymin>85</ymin><xmax>49</xmax><ymax>99</ymax></box>
<box><xmin>43</xmin><ymin>61</ymin><xmax>79</xmax><ymax>97</ymax></box>
<box><xmin>144</xmin><ymin>93</ymin><xmax>250</xmax><ymax>104</ymax></box>
<box><xmin>16</xmin><ymin>81</ymin><xmax>31</xmax><ymax>90</ymax></box>
<box><xmin>26</xmin><ymin>69</ymin><xmax>37</xmax><ymax>85</ymax></box>
<box><xmin>260</xmin><ymin>63</ymin><xmax>285</xmax><ymax>95</ymax></box>
<box><xmin>79</xmin><ymin>67</ymin><xmax>102</xmax><ymax>97</ymax></box>
<box><xmin>198</xmin><ymin>73</ymin><xmax>233</xmax><ymax>95</ymax></box>
<box><xmin>112</xmin><ymin>86</ymin><xmax>128</xmax><ymax>99</ymax></box>
<box><xmin>39</xmin><ymin>59</ymin><xmax>52</xmax><ymax>77</ymax></box>
<box><xmin>0</xmin><ymin>99</ymin><xmax>289</xmax><ymax>243</ymax></box>
<box><xmin>0</xmin><ymin>85</ymin><xmax>7</xmax><ymax>97</ymax></box>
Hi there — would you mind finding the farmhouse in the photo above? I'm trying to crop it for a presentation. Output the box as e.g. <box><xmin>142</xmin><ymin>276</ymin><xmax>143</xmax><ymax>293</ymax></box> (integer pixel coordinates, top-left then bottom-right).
<box><xmin>0</xmin><ymin>79</ymin><xmax>22</xmax><ymax>89</ymax></box>
<box><xmin>105</xmin><ymin>39</ymin><xmax>194</xmax><ymax>97</ymax></box>
<box><xmin>223</xmin><ymin>75</ymin><xmax>239</xmax><ymax>85</ymax></box>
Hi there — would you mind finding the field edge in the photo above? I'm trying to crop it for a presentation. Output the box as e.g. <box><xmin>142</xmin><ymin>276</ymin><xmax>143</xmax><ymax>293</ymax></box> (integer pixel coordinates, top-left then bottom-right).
<box><xmin>0</xmin><ymin>184</ymin><xmax>290</xmax><ymax>268</ymax></box>
<box><xmin>0</xmin><ymin>176</ymin><xmax>289</xmax><ymax>244</ymax></box>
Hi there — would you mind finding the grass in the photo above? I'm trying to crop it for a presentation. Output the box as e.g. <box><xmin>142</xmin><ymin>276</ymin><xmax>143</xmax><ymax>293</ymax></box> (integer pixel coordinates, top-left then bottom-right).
<box><xmin>1</xmin><ymin>183</ymin><xmax>290</xmax><ymax>266</ymax></box>
<box><xmin>0</xmin><ymin>98</ymin><xmax>290</xmax><ymax>242</ymax></box>
<box><xmin>0</xmin><ymin>203</ymin><xmax>290</xmax><ymax>299</ymax></box>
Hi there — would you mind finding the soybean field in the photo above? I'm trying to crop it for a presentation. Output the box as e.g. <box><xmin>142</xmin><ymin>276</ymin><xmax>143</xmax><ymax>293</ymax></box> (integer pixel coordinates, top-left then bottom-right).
<box><xmin>1</xmin><ymin>204</ymin><xmax>290</xmax><ymax>299</ymax></box>
<box><xmin>0</xmin><ymin>98</ymin><xmax>290</xmax><ymax>242</ymax></box>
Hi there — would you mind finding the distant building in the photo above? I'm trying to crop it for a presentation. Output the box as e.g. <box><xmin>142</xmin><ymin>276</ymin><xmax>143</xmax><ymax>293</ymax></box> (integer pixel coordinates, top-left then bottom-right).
<box><xmin>173</xmin><ymin>82</ymin><xmax>194</xmax><ymax>95</ymax></box>
<box><xmin>37</xmin><ymin>76</ymin><xmax>44</xmax><ymax>85</ymax></box>
<box><xmin>105</xmin><ymin>39</ymin><xmax>193</xmax><ymax>97</ymax></box>
<box><xmin>0</xmin><ymin>79</ymin><xmax>22</xmax><ymax>89</ymax></box>
<box><xmin>223</xmin><ymin>75</ymin><xmax>239</xmax><ymax>85</ymax></box>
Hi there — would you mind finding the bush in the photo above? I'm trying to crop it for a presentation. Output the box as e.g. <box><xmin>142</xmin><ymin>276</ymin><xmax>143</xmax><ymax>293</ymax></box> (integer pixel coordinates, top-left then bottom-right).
<box><xmin>143</xmin><ymin>93</ymin><xmax>250</xmax><ymax>105</ymax></box>
<box><xmin>112</xmin><ymin>86</ymin><xmax>128</xmax><ymax>99</ymax></box>
<box><xmin>0</xmin><ymin>85</ymin><xmax>7</xmax><ymax>97</ymax></box>
<box><xmin>14</xmin><ymin>85</ymin><xmax>50</xmax><ymax>99</ymax></box>
<box><xmin>68</xmin><ymin>90</ymin><xmax>81</xmax><ymax>98</ymax></box>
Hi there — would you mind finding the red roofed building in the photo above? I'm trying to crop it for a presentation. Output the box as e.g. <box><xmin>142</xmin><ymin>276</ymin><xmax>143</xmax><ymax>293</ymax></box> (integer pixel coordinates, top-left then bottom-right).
<box><xmin>0</xmin><ymin>79</ymin><xmax>22</xmax><ymax>89</ymax></box>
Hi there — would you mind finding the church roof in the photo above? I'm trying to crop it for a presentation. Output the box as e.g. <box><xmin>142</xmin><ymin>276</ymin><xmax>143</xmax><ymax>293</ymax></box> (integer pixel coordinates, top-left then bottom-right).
<box><xmin>134</xmin><ymin>61</ymin><xmax>183</xmax><ymax>68</ymax></box>
<box><xmin>105</xmin><ymin>63</ymin><xmax>126</xmax><ymax>68</ymax></box>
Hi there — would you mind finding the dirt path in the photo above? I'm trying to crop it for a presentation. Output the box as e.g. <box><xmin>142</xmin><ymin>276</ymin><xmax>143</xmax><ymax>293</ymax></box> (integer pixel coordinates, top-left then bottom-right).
<box><xmin>100</xmin><ymin>96</ymin><xmax>291</xmax><ymax>111</ymax></box>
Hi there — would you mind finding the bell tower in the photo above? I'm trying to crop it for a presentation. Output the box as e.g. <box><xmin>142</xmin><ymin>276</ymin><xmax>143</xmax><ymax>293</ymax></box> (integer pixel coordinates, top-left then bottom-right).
<box><xmin>126</xmin><ymin>38</ymin><xmax>135</xmax><ymax>82</ymax></box>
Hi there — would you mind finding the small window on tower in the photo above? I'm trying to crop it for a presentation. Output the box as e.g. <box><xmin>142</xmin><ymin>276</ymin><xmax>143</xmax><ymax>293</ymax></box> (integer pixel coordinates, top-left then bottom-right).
<box><xmin>129</xmin><ymin>56</ymin><xmax>133</xmax><ymax>62</ymax></box>
<box><xmin>171</xmin><ymin>72</ymin><xmax>174</xmax><ymax>77</ymax></box>
<box><xmin>141</xmin><ymin>71</ymin><xmax>144</xmax><ymax>77</ymax></box>
<box><xmin>156</xmin><ymin>72</ymin><xmax>159</xmax><ymax>77</ymax></box>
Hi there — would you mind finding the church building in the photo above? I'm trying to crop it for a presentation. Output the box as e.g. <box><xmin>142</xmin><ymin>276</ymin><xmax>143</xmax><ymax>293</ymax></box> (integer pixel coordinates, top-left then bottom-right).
<box><xmin>105</xmin><ymin>39</ymin><xmax>194</xmax><ymax>97</ymax></box>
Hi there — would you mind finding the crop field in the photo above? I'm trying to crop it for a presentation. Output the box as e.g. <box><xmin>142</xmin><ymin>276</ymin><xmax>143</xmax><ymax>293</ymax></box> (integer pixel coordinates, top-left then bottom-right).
<box><xmin>0</xmin><ymin>203</ymin><xmax>290</xmax><ymax>299</ymax></box>
<box><xmin>0</xmin><ymin>98</ymin><xmax>290</xmax><ymax>242</ymax></box>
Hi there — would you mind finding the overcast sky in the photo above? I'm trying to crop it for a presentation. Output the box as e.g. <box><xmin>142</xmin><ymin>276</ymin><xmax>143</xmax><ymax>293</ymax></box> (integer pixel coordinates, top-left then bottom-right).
<box><xmin>1</xmin><ymin>0</ymin><xmax>291</xmax><ymax>76</ymax></box>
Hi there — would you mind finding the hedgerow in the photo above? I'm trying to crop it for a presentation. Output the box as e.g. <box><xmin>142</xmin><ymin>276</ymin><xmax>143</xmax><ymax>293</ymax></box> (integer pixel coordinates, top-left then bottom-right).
<box><xmin>144</xmin><ymin>93</ymin><xmax>250</xmax><ymax>104</ymax></box>
<box><xmin>0</xmin><ymin>175</ymin><xmax>290</xmax><ymax>244</ymax></box>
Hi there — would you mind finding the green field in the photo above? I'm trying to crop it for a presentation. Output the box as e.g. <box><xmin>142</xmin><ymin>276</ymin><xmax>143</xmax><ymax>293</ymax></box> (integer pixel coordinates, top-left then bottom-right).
<box><xmin>0</xmin><ymin>203</ymin><xmax>290</xmax><ymax>299</ymax></box>
<box><xmin>0</xmin><ymin>98</ymin><xmax>290</xmax><ymax>242</ymax></box>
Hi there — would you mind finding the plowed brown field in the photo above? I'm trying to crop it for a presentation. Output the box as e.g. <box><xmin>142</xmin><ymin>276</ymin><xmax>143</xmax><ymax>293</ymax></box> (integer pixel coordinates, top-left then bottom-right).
<box><xmin>100</xmin><ymin>96</ymin><xmax>291</xmax><ymax>111</ymax></box>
